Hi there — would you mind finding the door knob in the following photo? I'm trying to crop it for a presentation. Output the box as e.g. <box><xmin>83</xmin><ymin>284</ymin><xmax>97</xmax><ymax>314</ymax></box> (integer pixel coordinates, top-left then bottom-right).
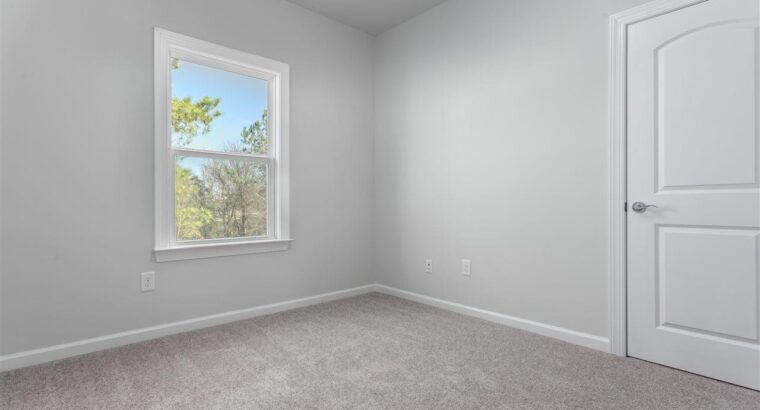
<box><xmin>631</xmin><ymin>202</ymin><xmax>658</xmax><ymax>213</ymax></box>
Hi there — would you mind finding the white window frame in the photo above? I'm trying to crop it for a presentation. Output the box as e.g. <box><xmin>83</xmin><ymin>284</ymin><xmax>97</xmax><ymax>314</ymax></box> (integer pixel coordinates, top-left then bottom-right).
<box><xmin>153</xmin><ymin>28</ymin><xmax>291</xmax><ymax>262</ymax></box>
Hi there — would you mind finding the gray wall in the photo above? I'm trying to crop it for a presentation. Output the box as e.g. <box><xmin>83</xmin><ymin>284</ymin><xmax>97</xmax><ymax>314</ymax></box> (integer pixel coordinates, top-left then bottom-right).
<box><xmin>372</xmin><ymin>0</ymin><xmax>650</xmax><ymax>338</ymax></box>
<box><xmin>2</xmin><ymin>0</ymin><xmax>661</xmax><ymax>356</ymax></box>
<box><xmin>0</xmin><ymin>0</ymin><xmax>374</xmax><ymax>354</ymax></box>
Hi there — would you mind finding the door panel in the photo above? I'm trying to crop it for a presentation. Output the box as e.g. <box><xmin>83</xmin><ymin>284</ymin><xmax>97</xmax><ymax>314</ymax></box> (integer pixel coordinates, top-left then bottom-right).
<box><xmin>657</xmin><ymin>22</ymin><xmax>758</xmax><ymax>189</ymax></box>
<box><xmin>658</xmin><ymin>226</ymin><xmax>758</xmax><ymax>341</ymax></box>
<box><xmin>627</xmin><ymin>0</ymin><xmax>760</xmax><ymax>389</ymax></box>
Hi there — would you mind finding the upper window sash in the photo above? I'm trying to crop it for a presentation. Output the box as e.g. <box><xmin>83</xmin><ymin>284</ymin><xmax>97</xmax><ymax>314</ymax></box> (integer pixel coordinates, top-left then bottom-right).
<box><xmin>168</xmin><ymin>50</ymin><xmax>278</xmax><ymax>158</ymax></box>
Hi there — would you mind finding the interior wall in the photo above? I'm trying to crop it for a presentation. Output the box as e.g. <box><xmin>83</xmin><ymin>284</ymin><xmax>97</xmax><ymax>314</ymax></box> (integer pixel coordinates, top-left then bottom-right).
<box><xmin>0</xmin><ymin>0</ymin><xmax>374</xmax><ymax>355</ymax></box>
<box><xmin>372</xmin><ymin>0</ymin><xmax>651</xmax><ymax>338</ymax></box>
<box><xmin>1</xmin><ymin>0</ymin><xmax>664</xmax><ymax>357</ymax></box>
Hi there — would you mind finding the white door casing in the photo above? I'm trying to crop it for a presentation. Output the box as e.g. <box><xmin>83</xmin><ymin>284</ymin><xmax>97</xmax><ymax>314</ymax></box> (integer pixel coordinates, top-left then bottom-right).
<box><xmin>626</xmin><ymin>0</ymin><xmax>760</xmax><ymax>389</ymax></box>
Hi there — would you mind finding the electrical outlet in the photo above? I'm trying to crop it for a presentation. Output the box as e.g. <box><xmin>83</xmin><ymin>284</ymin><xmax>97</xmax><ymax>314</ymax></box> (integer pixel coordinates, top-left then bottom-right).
<box><xmin>425</xmin><ymin>259</ymin><xmax>433</xmax><ymax>273</ymax></box>
<box><xmin>461</xmin><ymin>259</ymin><xmax>472</xmax><ymax>276</ymax></box>
<box><xmin>141</xmin><ymin>272</ymin><xmax>155</xmax><ymax>292</ymax></box>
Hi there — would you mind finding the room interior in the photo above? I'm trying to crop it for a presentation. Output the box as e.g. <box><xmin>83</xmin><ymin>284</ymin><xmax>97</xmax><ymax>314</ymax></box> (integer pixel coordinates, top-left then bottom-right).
<box><xmin>1</xmin><ymin>0</ymin><xmax>759</xmax><ymax>408</ymax></box>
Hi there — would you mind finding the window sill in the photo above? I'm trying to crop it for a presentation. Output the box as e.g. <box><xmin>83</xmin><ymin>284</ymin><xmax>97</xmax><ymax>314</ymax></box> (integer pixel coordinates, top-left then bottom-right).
<box><xmin>154</xmin><ymin>239</ymin><xmax>293</xmax><ymax>262</ymax></box>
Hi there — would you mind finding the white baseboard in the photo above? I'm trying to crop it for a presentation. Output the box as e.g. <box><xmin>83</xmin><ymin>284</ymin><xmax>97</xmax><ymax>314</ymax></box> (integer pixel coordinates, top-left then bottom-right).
<box><xmin>1</xmin><ymin>283</ymin><xmax>610</xmax><ymax>372</ymax></box>
<box><xmin>0</xmin><ymin>284</ymin><xmax>377</xmax><ymax>372</ymax></box>
<box><xmin>375</xmin><ymin>285</ymin><xmax>610</xmax><ymax>353</ymax></box>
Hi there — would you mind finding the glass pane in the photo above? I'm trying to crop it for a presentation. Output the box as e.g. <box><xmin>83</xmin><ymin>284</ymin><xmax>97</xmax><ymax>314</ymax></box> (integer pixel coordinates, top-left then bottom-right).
<box><xmin>171</xmin><ymin>59</ymin><xmax>269</xmax><ymax>155</ymax></box>
<box><xmin>175</xmin><ymin>156</ymin><xmax>268</xmax><ymax>241</ymax></box>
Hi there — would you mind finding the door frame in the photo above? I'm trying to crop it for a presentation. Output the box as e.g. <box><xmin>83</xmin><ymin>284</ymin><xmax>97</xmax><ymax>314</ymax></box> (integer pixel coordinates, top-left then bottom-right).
<box><xmin>607</xmin><ymin>0</ymin><xmax>710</xmax><ymax>357</ymax></box>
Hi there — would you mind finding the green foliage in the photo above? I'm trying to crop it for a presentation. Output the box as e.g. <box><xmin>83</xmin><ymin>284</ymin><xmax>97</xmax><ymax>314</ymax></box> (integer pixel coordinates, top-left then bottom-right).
<box><xmin>175</xmin><ymin>156</ymin><xmax>267</xmax><ymax>241</ymax></box>
<box><xmin>201</xmin><ymin>153</ymin><xmax>268</xmax><ymax>238</ymax></box>
<box><xmin>171</xmin><ymin>96</ymin><xmax>223</xmax><ymax>146</ymax></box>
<box><xmin>240</xmin><ymin>111</ymin><xmax>268</xmax><ymax>154</ymax></box>
<box><xmin>170</xmin><ymin>58</ymin><xmax>222</xmax><ymax>146</ymax></box>
<box><xmin>175</xmin><ymin>165</ymin><xmax>213</xmax><ymax>240</ymax></box>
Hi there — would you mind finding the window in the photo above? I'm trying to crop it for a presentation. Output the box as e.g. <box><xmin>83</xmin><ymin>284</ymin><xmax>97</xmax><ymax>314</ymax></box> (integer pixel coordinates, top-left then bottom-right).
<box><xmin>154</xmin><ymin>29</ymin><xmax>290</xmax><ymax>262</ymax></box>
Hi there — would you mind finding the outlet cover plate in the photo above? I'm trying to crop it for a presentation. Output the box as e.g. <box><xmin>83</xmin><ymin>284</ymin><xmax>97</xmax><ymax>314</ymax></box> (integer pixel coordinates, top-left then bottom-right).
<box><xmin>141</xmin><ymin>271</ymin><xmax>155</xmax><ymax>292</ymax></box>
<box><xmin>461</xmin><ymin>259</ymin><xmax>471</xmax><ymax>276</ymax></box>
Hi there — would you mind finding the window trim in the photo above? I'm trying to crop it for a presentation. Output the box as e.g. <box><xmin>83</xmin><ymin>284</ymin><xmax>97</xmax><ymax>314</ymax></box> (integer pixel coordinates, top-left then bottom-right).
<box><xmin>153</xmin><ymin>28</ymin><xmax>291</xmax><ymax>262</ymax></box>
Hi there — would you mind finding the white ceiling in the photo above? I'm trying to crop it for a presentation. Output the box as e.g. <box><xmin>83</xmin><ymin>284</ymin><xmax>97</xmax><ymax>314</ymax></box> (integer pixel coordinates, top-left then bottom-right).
<box><xmin>285</xmin><ymin>0</ymin><xmax>450</xmax><ymax>36</ymax></box>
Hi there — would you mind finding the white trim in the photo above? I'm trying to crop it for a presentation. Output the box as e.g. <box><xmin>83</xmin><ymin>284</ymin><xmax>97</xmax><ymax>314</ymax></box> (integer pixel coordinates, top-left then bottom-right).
<box><xmin>0</xmin><ymin>284</ymin><xmax>376</xmax><ymax>372</ymax></box>
<box><xmin>0</xmin><ymin>284</ymin><xmax>616</xmax><ymax>372</ymax></box>
<box><xmin>154</xmin><ymin>28</ymin><xmax>171</xmax><ymax>253</ymax></box>
<box><xmin>173</xmin><ymin>147</ymin><xmax>273</xmax><ymax>162</ymax></box>
<box><xmin>375</xmin><ymin>285</ymin><xmax>610</xmax><ymax>352</ymax></box>
<box><xmin>608</xmin><ymin>0</ymin><xmax>708</xmax><ymax>357</ymax></box>
<box><xmin>0</xmin><ymin>1</ymin><xmax>4</xmax><ymax>362</ymax></box>
<box><xmin>154</xmin><ymin>238</ymin><xmax>293</xmax><ymax>262</ymax></box>
<box><xmin>153</xmin><ymin>28</ymin><xmax>291</xmax><ymax>261</ymax></box>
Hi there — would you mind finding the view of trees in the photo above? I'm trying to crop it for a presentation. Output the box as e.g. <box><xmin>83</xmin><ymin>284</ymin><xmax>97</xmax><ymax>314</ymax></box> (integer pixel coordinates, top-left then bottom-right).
<box><xmin>171</xmin><ymin>96</ymin><xmax>222</xmax><ymax>146</ymax></box>
<box><xmin>172</xmin><ymin>59</ymin><xmax>268</xmax><ymax>241</ymax></box>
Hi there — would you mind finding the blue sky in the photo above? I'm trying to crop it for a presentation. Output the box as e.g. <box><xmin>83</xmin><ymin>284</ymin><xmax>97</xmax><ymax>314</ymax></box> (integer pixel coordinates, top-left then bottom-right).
<box><xmin>172</xmin><ymin>60</ymin><xmax>268</xmax><ymax>176</ymax></box>
<box><xmin>172</xmin><ymin>59</ymin><xmax>268</xmax><ymax>153</ymax></box>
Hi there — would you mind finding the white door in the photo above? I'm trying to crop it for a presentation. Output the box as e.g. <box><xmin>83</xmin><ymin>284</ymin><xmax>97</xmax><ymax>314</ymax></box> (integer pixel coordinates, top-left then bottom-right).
<box><xmin>627</xmin><ymin>0</ymin><xmax>760</xmax><ymax>389</ymax></box>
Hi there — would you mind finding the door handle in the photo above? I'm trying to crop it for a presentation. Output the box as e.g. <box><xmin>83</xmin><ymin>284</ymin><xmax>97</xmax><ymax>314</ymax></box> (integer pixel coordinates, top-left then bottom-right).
<box><xmin>631</xmin><ymin>202</ymin><xmax>658</xmax><ymax>213</ymax></box>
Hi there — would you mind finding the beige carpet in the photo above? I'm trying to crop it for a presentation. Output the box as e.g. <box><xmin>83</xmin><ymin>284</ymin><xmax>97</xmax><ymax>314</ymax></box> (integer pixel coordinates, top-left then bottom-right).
<box><xmin>1</xmin><ymin>293</ymin><xmax>759</xmax><ymax>409</ymax></box>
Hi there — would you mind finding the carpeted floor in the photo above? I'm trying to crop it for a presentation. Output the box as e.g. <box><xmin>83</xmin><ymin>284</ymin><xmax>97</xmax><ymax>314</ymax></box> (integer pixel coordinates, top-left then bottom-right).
<box><xmin>1</xmin><ymin>293</ymin><xmax>759</xmax><ymax>409</ymax></box>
